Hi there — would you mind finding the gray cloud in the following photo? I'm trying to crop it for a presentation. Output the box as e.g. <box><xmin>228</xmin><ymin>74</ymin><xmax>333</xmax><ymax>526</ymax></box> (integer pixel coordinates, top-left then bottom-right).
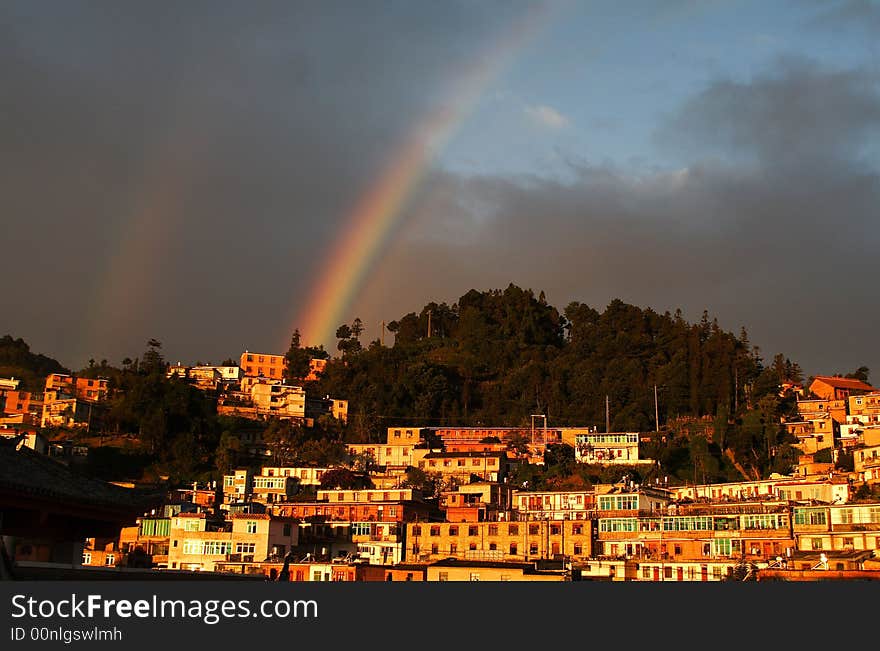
<box><xmin>3</xmin><ymin>4</ymin><xmax>879</xmax><ymax>384</ymax></box>
<box><xmin>0</xmin><ymin>0</ymin><xmax>530</xmax><ymax>366</ymax></box>
<box><xmin>352</xmin><ymin>59</ymin><xmax>880</xmax><ymax>378</ymax></box>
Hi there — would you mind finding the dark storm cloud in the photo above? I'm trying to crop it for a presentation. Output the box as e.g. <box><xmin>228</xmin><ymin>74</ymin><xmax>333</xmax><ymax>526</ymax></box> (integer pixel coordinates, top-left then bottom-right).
<box><xmin>355</xmin><ymin>58</ymin><xmax>880</xmax><ymax>377</ymax></box>
<box><xmin>0</xmin><ymin>0</ymin><xmax>527</xmax><ymax>367</ymax></box>
<box><xmin>806</xmin><ymin>0</ymin><xmax>880</xmax><ymax>36</ymax></box>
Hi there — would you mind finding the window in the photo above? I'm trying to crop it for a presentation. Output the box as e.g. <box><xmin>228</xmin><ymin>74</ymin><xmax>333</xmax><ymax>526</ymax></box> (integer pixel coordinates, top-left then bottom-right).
<box><xmin>510</xmin><ymin>543</ymin><xmax>518</xmax><ymax>555</ymax></box>
<box><xmin>469</xmin><ymin>573</ymin><xmax>480</xmax><ymax>581</ymax></box>
<box><xmin>839</xmin><ymin>509</ymin><xmax>853</xmax><ymax>525</ymax></box>
<box><xmin>529</xmin><ymin>525</ymin><xmax>540</xmax><ymax>536</ymax></box>
<box><xmin>236</xmin><ymin>543</ymin><xmax>256</xmax><ymax>554</ymax></box>
<box><xmin>430</xmin><ymin>526</ymin><xmax>440</xmax><ymax>536</ymax></box>
<box><xmin>811</xmin><ymin>538</ymin><xmax>824</xmax><ymax>550</ymax></box>
<box><xmin>508</xmin><ymin>524</ymin><xmax>519</xmax><ymax>536</ymax></box>
<box><xmin>572</xmin><ymin>524</ymin><xmax>583</xmax><ymax>535</ymax></box>
<box><xmin>488</xmin><ymin>525</ymin><xmax>498</xmax><ymax>536</ymax></box>
<box><xmin>449</xmin><ymin>526</ymin><xmax>459</xmax><ymax>536</ymax></box>
<box><xmin>438</xmin><ymin>572</ymin><xmax>449</xmax><ymax>582</ymax></box>
<box><xmin>529</xmin><ymin>543</ymin><xmax>538</xmax><ymax>555</ymax></box>
<box><xmin>469</xmin><ymin>542</ymin><xmax>477</xmax><ymax>551</ymax></box>
<box><xmin>468</xmin><ymin>526</ymin><xmax>478</xmax><ymax>536</ymax></box>
<box><xmin>246</xmin><ymin>521</ymin><xmax>258</xmax><ymax>534</ymax></box>
<box><xmin>489</xmin><ymin>543</ymin><xmax>497</xmax><ymax>551</ymax></box>
<box><xmin>431</xmin><ymin>544</ymin><xmax>438</xmax><ymax>554</ymax></box>
<box><xmin>550</xmin><ymin>525</ymin><xmax>561</xmax><ymax>536</ymax></box>
<box><xmin>412</xmin><ymin>525</ymin><xmax>421</xmax><ymax>536</ymax></box>
<box><xmin>450</xmin><ymin>543</ymin><xmax>457</xmax><ymax>554</ymax></box>
<box><xmin>573</xmin><ymin>543</ymin><xmax>583</xmax><ymax>556</ymax></box>
<box><xmin>642</xmin><ymin>566</ymin><xmax>651</xmax><ymax>579</ymax></box>
<box><xmin>82</xmin><ymin>553</ymin><xmax>92</xmax><ymax>565</ymax></box>
<box><xmin>664</xmin><ymin>566</ymin><xmax>672</xmax><ymax>579</ymax></box>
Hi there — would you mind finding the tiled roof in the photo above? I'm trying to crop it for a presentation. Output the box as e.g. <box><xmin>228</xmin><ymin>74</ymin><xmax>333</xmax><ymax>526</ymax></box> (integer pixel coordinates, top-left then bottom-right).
<box><xmin>812</xmin><ymin>376</ymin><xmax>874</xmax><ymax>391</ymax></box>
<box><xmin>0</xmin><ymin>442</ymin><xmax>161</xmax><ymax>511</ymax></box>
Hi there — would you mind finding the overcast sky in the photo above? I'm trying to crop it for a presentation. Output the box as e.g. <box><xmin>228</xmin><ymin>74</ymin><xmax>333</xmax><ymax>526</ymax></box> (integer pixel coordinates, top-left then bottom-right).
<box><xmin>2</xmin><ymin>0</ymin><xmax>878</xmax><ymax>379</ymax></box>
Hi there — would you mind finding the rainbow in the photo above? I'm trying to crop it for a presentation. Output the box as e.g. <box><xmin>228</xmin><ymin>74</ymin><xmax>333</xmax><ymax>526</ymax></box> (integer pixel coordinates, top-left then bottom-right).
<box><xmin>296</xmin><ymin>3</ymin><xmax>559</xmax><ymax>350</ymax></box>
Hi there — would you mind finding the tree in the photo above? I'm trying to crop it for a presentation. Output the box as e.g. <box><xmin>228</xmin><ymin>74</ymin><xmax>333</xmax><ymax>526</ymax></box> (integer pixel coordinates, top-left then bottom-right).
<box><xmin>141</xmin><ymin>339</ymin><xmax>165</xmax><ymax>376</ymax></box>
<box><xmin>214</xmin><ymin>430</ymin><xmax>241</xmax><ymax>474</ymax></box>
<box><xmin>400</xmin><ymin>467</ymin><xmax>442</xmax><ymax>497</ymax></box>
<box><xmin>846</xmin><ymin>366</ymin><xmax>870</xmax><ymax>383</ymax></box>
<box><xmin>284</xmin><ymin>329</ymin><xmax>312</xmax><ymax>382</ymax></box>
<box><xmin>319</xmin><ymin>468</ymin><xmax>370</xmax><ymax>490</ymax></box>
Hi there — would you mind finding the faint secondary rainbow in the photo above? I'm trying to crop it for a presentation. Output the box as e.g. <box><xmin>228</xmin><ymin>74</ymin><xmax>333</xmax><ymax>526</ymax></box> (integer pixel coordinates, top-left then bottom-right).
<box><xmin>296</xmin><ymin>2</ymin><xmax>561</xmax><ymax>349</ymax></box>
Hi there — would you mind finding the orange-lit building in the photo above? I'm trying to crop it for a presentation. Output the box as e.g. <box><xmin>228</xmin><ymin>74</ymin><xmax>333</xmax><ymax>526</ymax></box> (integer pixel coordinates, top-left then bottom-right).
<box><xmin>441</xmin><ymin>483</ymin><xmax>513</xmax><ymax>522</ymax></box>
<box><xmin>74</xmin><ymin>377</ymin><xmax>109</xmax><ymax>402</ymax></box>
<box><xmin>809</xmin><ymin>376</ymin><xmax>874</xmax><ymax>402</ymax></box>
<box><xmin>0</xmin><ymin>389</ymin><xmax>41</xmax><ymax>420</ymax></box>
<box><xmin>796</xmin><ymin>398</ymin><xmax>847</xmax><ymax>424</ymax></box>
<box><xmin>240</xmin><ymin>351</ymin><xmax>286</xmax><ymax>380</ymax></box>
<box><xmin>418</xmin><ymin>451</ymin><xmax>509</xmax><ymax>482</ymax></box>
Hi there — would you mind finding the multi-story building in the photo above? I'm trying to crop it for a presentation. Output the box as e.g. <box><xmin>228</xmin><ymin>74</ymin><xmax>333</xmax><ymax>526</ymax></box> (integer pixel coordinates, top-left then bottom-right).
<box><xmin>427</xmin><ymin>426</ymin><xmax>563</xmax><ymax>448</ymax></box>
<box><xmin>251</xmin><ymin>381</ymin><xmax>306</xmax><ymax>419</ymax></box>
<box><xmin>272</xmin><ymin>488</ymin><xmax>432</xmax><ymax>565</ymax></box>
<box><xmin>849</xmin><ymin>392</ymin><xmax>880</xmax><ymax>421</ymax></box>
<box><xmin>854</xmin><ymin>445</ymin><xmax>880</xmax><ymax>485</ymax></box>
<box><xmin>240</xmin><ymin>351</ymin><xmax>286</xmax><ymax>380</ymax></box>
<box><xmin>386</xmin><ymin>427</ymin><xmax>428</xmax><ymax>446</ymax></box>
<box><xmin>347</xmin><ymin>443</ymin><xmax>426</xmax><ymax>471</ymax></box>
<box><xmin>809</xmin><ymin>376</ymin><xmax>874</xmax><ymax>402</ymax></box>
<box><xmin>417</xmin><ymin>451</ymin><xmax>508</xmax><ymax>482</ymax></box>
<box><xmin>568</xmin><ymin>431</ymin><xmax>650</xmax><ymax>465</ymax></box>
<box><xmin>796</xmin><ymin>398</ymin><xmax>847</xmax><ymax>424</ymax></box>
<box><xmin>44</xmin><ymin>374</ymin><xmax>108</xmax><ymax>402</ymax></box>
<box><xmin>405</xmin><ymin>519</ymin><xmax>592</xmax><ymax>564</ymax></box>
<box><xmin>512</xmin><ymin>490</ymin><xmax>596</xmax><ymax>521</ymax></box>
<box><xmin>442</xmin><ymin>483</ymin><xmax>513</xmax><ymax>522</ymax></box>
<box><xmin>167</xmin><ymin>512</ymin><xmax>298</xmax><ymax>572</ymax></box>
<box><xmin>792</xmin><ymin>503</ymin><xmax>880</xmax><ymax>554</ymax></box>
<box><xmin>597</xmin><ymin>503</ymin><xmax>794</xmax><ymax>573</ymax></box>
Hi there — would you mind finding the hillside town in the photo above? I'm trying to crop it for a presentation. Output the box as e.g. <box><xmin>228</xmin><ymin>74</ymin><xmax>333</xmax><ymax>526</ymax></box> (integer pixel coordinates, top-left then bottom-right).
<box><xmin>3</xmin><ymin>349</ymin><xmax>880</xmax><ymax>583</ymax></box>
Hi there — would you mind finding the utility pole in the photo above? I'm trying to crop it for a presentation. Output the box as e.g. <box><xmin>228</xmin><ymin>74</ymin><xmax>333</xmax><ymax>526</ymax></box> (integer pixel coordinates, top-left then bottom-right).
<box><xmin>381</xmin><ymin>321</ymin><xmax>385</xmax><ymax>347</ymax></box>
<box><xmin>654</xmin><ymin>385</ymin><xmax>659</xmax><ymax>433</ymax></box>
<box><xmin>426</xmin><ymin>310</ymin><xmax>432</xmax><ymax>338</ymax></box>
<box><xmin>605</xmin><ymin>395</ymin><xmax>610</xmax><ymax>433</ymax></box>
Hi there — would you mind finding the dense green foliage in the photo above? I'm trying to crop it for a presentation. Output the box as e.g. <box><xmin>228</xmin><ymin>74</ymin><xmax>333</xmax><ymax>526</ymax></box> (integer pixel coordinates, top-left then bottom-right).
<box><xmin>315</xmin><ymin>285</ymin><xmax>787</xmax><ymax>431</ymax></box>
<box><xmin>0</xmin><ymin>335</ymin><xmax>69</xmax><ymax>391</ymax></box>
<box><xmin>312</xmin><ymin>285</ymin><xmax>810</xmax><ymax>482</ymax></box>
<box><xmin>8</xmin><ymin>285</ymin><xmax>839</xmax><ymax>485</ymax></box>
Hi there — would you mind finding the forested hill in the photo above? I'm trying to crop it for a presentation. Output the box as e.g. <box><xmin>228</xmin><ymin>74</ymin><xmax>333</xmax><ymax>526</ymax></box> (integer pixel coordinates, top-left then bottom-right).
<box><xmin>0</xmin><ymin>335</ymin><xmax>69</xmax><ymax>391</ymax></box>
<box><xmin>313</xmin><ymin>284</ymin><xmax>800</xmax><ymax>433</ymax></box>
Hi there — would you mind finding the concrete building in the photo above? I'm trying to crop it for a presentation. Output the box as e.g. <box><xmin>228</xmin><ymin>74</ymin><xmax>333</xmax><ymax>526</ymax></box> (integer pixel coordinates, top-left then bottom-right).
<box><xmin>512</xmin><ymin>490</ymin><xmax>596</xmax><ymax>521</ymax></box>
<box><xmin>167</xmin><ymin>512</ymin><xmax>298</xmax><ymax>572</ymax></box>
<box><xmin>240</xmin><ymin>351</ymin><xmax>286</xmax><ymax>380</ymax></box>
<box><xmin>441</xmin><ymin>483</ymin><xmax>513</xmax><ymax>522</ymax></box>
<box><xmin>569</xmin><ymin>431</ymin><xmax>651</xmax><ymax>465</ymax></box>
<box><xmin>405</xmin><ymin>519</ymin><xmax>592</xmax><ymax>564</ymax></box>
<box><xmin>348</xmin><ymin>443</ymin><xmax>426</xmax><ymax>471</ymax></box>
<box><xmin>417</xmin><ymin>451</ymin><xmax>508</xmax><ymax>482</ymax></box>
<box><xmin>809</xmin><ymin>376</ymin><xmax>874</xmax><ymax>402</ymax></box>
<box><xmin>426</xmin><ymin>559</ymin><xmax>569</xmax><ymax>582</ymax></box>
